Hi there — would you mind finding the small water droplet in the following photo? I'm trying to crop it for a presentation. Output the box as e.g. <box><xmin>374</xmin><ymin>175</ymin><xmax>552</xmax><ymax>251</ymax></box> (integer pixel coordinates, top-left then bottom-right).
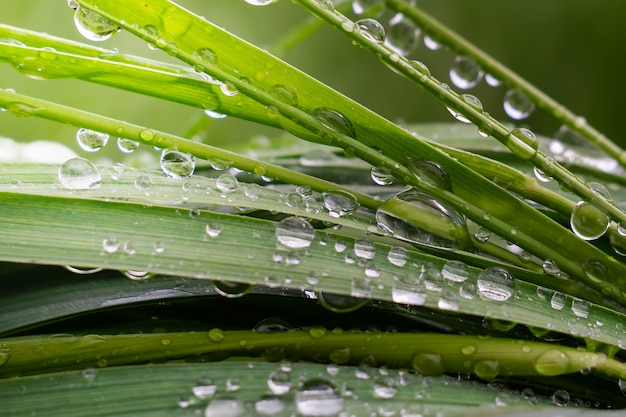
<box><xmin>370</xmin><ymin>166</ymin><xmax>395</xmax><ymax>185</ymax></box>
<box><xmin>449</xmin><ymin>56</ymin><xmax>483</xmax><ymax>89</ymax></box>
<box><xmin>208</xmin><ymin>328</ymin><xmax>225</xmax><ymax>342</ymax></box>
<box><xmin>275</xmin><ymin>217</ymin><xmax>315</xmax><ymax>249</ymax></box>
<box><xmin>254</xmin><ymin>395</ymin><xmax>285</xmax><ymax>416</ymax></box>
<box><xmin>219</xmin><ymin>82</ymin><xmax>238</xmax><ymax>97</ymax></box>
<box><xmin>0</xmin><ymin>348</ymin><xmax>12</xmax><ymax>366</ymax></box>
<box><xmin>423</xmin><ymin>35</ymin><xmax>442</xmax><ymax>50</ymax></box>
<box><xmin>117</xmin><ymin>137</ymin><xmax>139</xmax><ymax>153</ymax></box>
<box><xmin>204</xmin><ymin>398</ymin><xmax>244</xmax><ymax>417</ymax></box>
<box><xmin>354</xmin><ymin>238</ymin><xmax>376</xmax><ymax>259</ymax></box>
<box><xmin>552</xmin><ymin>389</ymin><xmax>570</xmax><ymax>407</ymax></box>
<box><xmin>153</xmin><ymin>241</ymin><xmax>166</xmax><ymax>253</ymax></box>
<box><xmin>213</xmin><ymin>281</ymin><xmax>253</xmax><ymax>298</ymax></box>
<box><xmin>533</xmin><ymin>166</ymin><xmax>553</xmax><ymax>182</ymax></box>
<box><xmin>269</xmin><ymin>84</ymin><xmax>298</xmax><ymax>106</ymax></box>
<box><xmin>334</xmin><ymin>240</ymin><xmax>347</xmax><ymax>253</ymax></box>
<box><xmin>134</xmin><ymin>174</ymin><xmax>152</xmax><ymax>190</ymax></box>
<box><xmin>571</xmin><ymin>298</ymin><xmax>590</xmax><ymax>318</ymax></box>
<box><xmin>58</xmin><ymin>157</ymin><xmax>102</xmax><ymax>190</ymax></box>
<box><xmin>409</xmin><ymin>160</ymin><xmax>452</xmax><ymax>190</ymax></box>
<box><xmin>204</xmin><ymin>223</ymin><xmax>222</xmax><ymax>238</ymax></box>
<box><xmin>385</xmin><ymin>13</ymin><xmax>420</xmax><ymax>56</ymax></box>
<box><xmin>542</xmin><ymin>259</ymin><xmax>561</xmax><ymax>277</ymax></box>
<box><xmin>550</xmin><ymin>291</ymin><xmax>566</xmax><ymax>310</ymax></box>
<box><xmin>329</xmin><ymin>347</ymin><xmax>351</xmax><ymax>364</ymax></box>
<box><xmin>391</xmin><ymin>273</ymin><xmax>426</xmax><ymax>305</ymax></box>
<box><xmin>160</xmin><ymin>149</ymin><xmax>196</xmax><ymax>179</ymax></box>
<box><xmin>570</xmin><ymin>201</ymin><xmax>609</xmax><ymax>240</ymax></box>
<box><xmin>123</xmin><ymin>270</ymin><xmax>153</xmax><ymax>280</ymax></box>
<box><xmin>318</xmin><ymin>291</ymin><xmax>369</xmax><ymax>313</ymax></box>
<box><xmin>323</xmin><ymin>190</ymin><xmax>359</xmax><ymax>218</ymax></box>
<box><xmin>76</xmin><ymin>128</ymin><xmax>109</xmax><ymax>152</ymax></box>
<box><xmin>476</xmin><ymin>267</ymin><xmax>515</xmax><ymax>302</ymax></box>
<box><xmin>412</xmin><ymin>352</ymin><xmax>444</xmax><ymax>375</ymax></box>
<box><xmin>534</xmin><ymin>349</ymin><xmax>571</xmax><ymax>376</ymax></box>
<box><xmin>373</xmin><ymin>376</ymin><xmax>398</xmax><ymax>399</ymax></box>
<box><xmin>244</xmin><ymin>0</ymin><xmax>279</xmax><ymax>5</ymax></box>
<box><xmin>102</xmin><ymin>236</ymin><xmax>119</xmax><ymax>253</ymax></box>
<box><xmin>216</xmin><ymin>173</ymin><xmax>238</xmax><ymax>194</ymax></box>
<box><xmin>507</xmin><ymin>127</ymin><xmax>538</xmax><ymax>160</ymax></box>
<box><xmin>82</xmin><ymin>367</ymin><xmax>97</xmax><ymax>380</ymax></box>
<box><xmin>268</xmin><ymin>370</ymin><xmax>291</xmax><ymax>395</ymax></box>
<box><xmin>387</xmin><ymin>246</ymin><xmax>408</xmax><ymax>267</ymax></box>
<box><xmin>295</xmin><ymin>378</ymin><xmax>344</xmax><ymax>417</ymax></box>
<box><xmin>473</xmin><ymin>360</ymin><xmax>500</xmax><ymax>381</ymax></box>
<box><xmin>485</xmin><ymin>73</ymin><xmax>502</xmax><ymax>87</ymax></box>
<box><xmin>73</xmin><ymin>5</ymin><xmax>120</xmax><ymax>41</ymax></box>
<box><xmin>503</xmin><ymin>88</ymin><xmax>535</xmax><ymax>120</ymax></box>
<box><xmin>311</xmin><ymin>108</ymin><xmax>356</xmax><ymax>139</ymax></box>
<box><xmin>441</xmin><ymin>260</ymin><xmax>469</xmax><ymax>282</ymax></box>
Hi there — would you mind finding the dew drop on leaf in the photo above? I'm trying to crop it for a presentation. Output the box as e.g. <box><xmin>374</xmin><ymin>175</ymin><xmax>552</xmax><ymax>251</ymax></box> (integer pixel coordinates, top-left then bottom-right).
<box><xmin>254</xmin><ymin>395</ymin><xmax>285</xmax><ymax>416</ymax></box>
<box><xmin>73</xmin><ymin>5</ymin><xmax>120</xmax><ymax>42</ymax></box>
<box><xmin>441</xmin><ymin>260</ymin><xmax>469</xmax><ymax>282</ymax></box>
<box><xmin>503</xmin><ymin>88</ymin><xmax>535</xmax><ymax>120</ymax></box>
<box><xmin>267</xmin><ymin>370</ymin><xmax>292</xmax><ymax>395</ymax></box>
<box><xmin>385</xmin><ymin>13</ymin><xmax>420</xmax><ymax>56</ymax></box>
<box><xmin>275</xmin><ymin>217</ymin><xmax>315</xmax><ymax>249</ymax></box>
<box><xmin>387</xmin><ymin>246</ymin><xmax>408</xmax><ymax>267</ymax></box>
<box><xmin>391</xmin><ymin>274</ymin><xmax>426</xmax><ymax>305</ymax></box>
<box><xmin>533</xmin><ymin>349</ymin><xmax>571</xmax><ymax>376</ymax></box>
<box><xmin>506</xmin><ymin>127</ymin><xmax>538</xmax><ymax>160</ymax></box>
<box><xmin>76</xmin><ymin>128</ymin><xmax>109</xmax><ymax>152</ymax></box>
<box><xmin>476</xmin><ymin>267</ymin><xmax>515</xmax><ymax>302</ymax></box>
<box><xmin>318</xmin><ymin>291</ymin><xmax>369</xmax><ymax>313</ymax></box>
<box><xmin>216</xmin><ymin>173</ymin><xmax>238</xmax><ymax>194</ymax></box>
<box><xmin>311</xmin><ymin>108</ymin><xmax>356</xmax><ymax>139</ymax></box>
<box><xmin>102</xmin><ymin>236</ymin><xmax>119</xmax><ymax>253</ymax></box>
<box><xmin>205</xmin><ymin>223</ymin><xmax>222</xmax><ymax>238</ymax></box>
<box><xmin>323</xmin><ymin>190</ymin><xmax>358</xmax><ymax>218</ymax></box>
<box><xmin>356</xmin><ymin>18</ymin><xmax>386</xmax><ymax>43</ymax></box>
<box><xmin>550</xmin><ymin>292</ymin><xmax>566</xmax><ymax>310</ymax></box>
<box><xmin>412</xmin><ymin>352</ymin><xmax>444</xmax><ymax>376</ymax></box>
<box><xmin>423</xmin><ymin>35</ymin><xmax>442</xmax><ymax>50</ymax></box>
<box><xmin>370</xmin><ymin>166</ymin><xmax>395</xmax><ymax>185</ymax></box>
<box><xmin>571</xmin><ymin>298</ymin><xmax>590</xmax><ymax>318</ymax></box>
<box><xmin>354</xmin><ymin>238</ymin><xmax>376</xmax><ymax>259</ymax></box>
<box><xmin>295</xmin><ymin>378</ymin><xmax>344</xmax><ymax>417</ymax></box>
<box><xmin>160</xmin><ymin>149</ymin><xmax>196</xmax><ymax>179</ymax></box>
<box><xmin>213</xmin><ymin>281</ymin><xmax>253</xmax><ymax>298</ymax></box>
<box><xmin>244</xmin><ymin>0</ymin><xmax>279</xmax><ymax>5</ymax></box>
<box><xmin>134</xmin><ymin>174</ymin><xmax>152</xmax><ymax>190</ymax></box>
<box><xmin>117</xmin><ymin>137</ymin><xmax>139</xmax><ymax>153</ymax></box>
<box><xmin>473</xmin><ymin>360</ymin><xmax>500</xmax><ymax>381</ymax></box>
<box><xmin>449</xmin><ymin>56</ymin><xmax>483</xmax><ymax>89</ymax></box>
<box><xmin>58</xmin><ymin>157</ymin><xmax>102</xmax><ymax>190</ymax></box>
<box><xmin>409</xmin><ymin>160</ymin><xmax>452</xmax><ymax>190</ymax></box>
<box><xmin>570</xmin><ymin>201</ymin><xmax>609</xmax><ymax>240</ymax></box>
<box><xmin>204</xmin><ymin>398</ymin><xmax>244</xmax><ymax>417</ymax></box>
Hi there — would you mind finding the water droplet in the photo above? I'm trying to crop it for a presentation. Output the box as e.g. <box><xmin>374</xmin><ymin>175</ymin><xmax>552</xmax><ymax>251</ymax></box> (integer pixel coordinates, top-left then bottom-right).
<box><xmin>295</xmin><ymin>378</ymin><xmax>344</xmax><ymax>417</ymax></box>
<box><xmin>160</xmin><ymin>149</ymin><xmax>196</xmax><ymax>179</ymax></box>
<box><xmin>441</xmin><ymin>260</ymin><xmax>469</xmax><ymax>282</ymax></box>
<box><xmin>311</xmin><ymin>108</ymin><xmax>356</xmax><ymax>139</ymax></box>
<box><xmin>318</xmin><ymin>291</ymin><xmax>369</xmax><ymax>313</ymax></box>
<box><xmin>153</xmin><ymin>241</ymin><xmax>166</xmax><ymax>253</ymax></box>
<box><xmin>139</xmin><ymin>128</ymin><xmax>156</xmax><ymax>142</ymax></box>
<box><xmin>534</xmin><ymin>349</ymin><xmax>571</xmax><ymax>375</ymax></box>
<box><xmin>76</xmin><ymin>128</ymin><xmax>109</xmax><ymax>152</ymax></box>
<box><xmin>134</xmin><ymin>174</ymin><xmax>152</xmax><ymax>190</ymax></box>
<box><xmin>476</xmin><ymin>267</ymin><xmax>515</xmax><ymax>302</ymax></box>
<box><xmin>117</xmin><ymin>137</ymin><xmax>139</xmax><ymax>153</ymax></box>
<box><xmin>58</xmin><ymin>157</ymin><xmax>102</xmax><ymax>190</ymax></box>
<box><xmin>461</xmin><ymin>345</ymin><xmax>476</xmax><ymax>356</ymax></box>
<box><xmin>473</xmin><ymin>360</ymin><xmax>500</xmax><ymax>381</ymax></box>
<box><xmin>329</xmin><ymin>347</ymin><xmax>351</xmax><ymax>364</ymax></box>
<box><xmin>216</xmin><ymin>173</ymin><xmax>238</xmax><ymax>194</ymax></box>
<box><xmin>245</xmin><ymin>0</ymin><xmax>279</xmax><ymax>5</ymax></box>
<box><xmin>423</xmin><ymin>35</ymin><xmax>442</xmax><ymax>50</ymax></box>
<box><xmin>123</xmin><ymin>270</ymin><xmax>153</xmax><ymax>280</ymax></box>
<box><xmin>582</xmin><ymin>260</ymin><xmax>608</xmax><ymax>283</ymax></box>
<box><xmin>376</xmin><ymin>189</ymin><xmax>468</xmax><ymax>249</ymax></box>
<box><xmin>449</xmin><ymin>56</ymin><xmax>483</xmax><ymax>89</ymax></box>
<box><xmin>102</xmin><ymin>236</ymin><xmax>119</xmax><ymax>253</ymax></box>
<box><xmin>205</xmin><ymin>398</ymin><xmax>244</xmax><ymax>417</ymax></box>
<box><xmin>213</xmin><ymin>281</ymin><xmax>253</xmax><ymax>298</ymax></box>
<box><xmin>352</xmin><ymin>0</ymin><xmax>385</xmax><ymax>18</ymax></box>
<box><xmin>219</xmin><ymin>82</ymin><xmax>238</xmax><ymax>97</ymax></box>
<box><xmin>373</xmin><ymin>376</ymin><xmax>398</xmax><ymax>399</ymax></box>
<box><xmin>446</xmin><ymin>107</ymin><xmax>471</xmax><ymax>124</ymax></box>
<box><xmin>323</xmin><ymin>190</ymin><xmax>359</xmax><ymax>218</ymax></box>
<box><xmin>0</xmin><ymin>348</ymin><xmax>11</xmax><ymax>366</ymax></box>
<box><xmin>354</xmin><ymin>238</ymin><xmax>376</xmax><ymax>259</ymax></box>
<box><xmin>275</xmin><ymin>217</ymin><xmax>315</xmax><ymax>249</ymax></box>
<box><xmin>82</xmin><ymin>367</ymin><xmax>97</xmax><ymax>380</ymax></box>
<box><xmin>533</xmin><ymin>166</ymin><xmax>553</xmax><ymax>182</ymax></box>
<box><xmin>268</xmin><ymin>370</ymin><xmax>291</xmax><ymax>395</ymax></box>
<box><xmin>370</xmin><ymin>166</ymin><xmax>395</xmax><ymax>185</ymax></box>
<box><xmin>485</xmin><ymin>73</ymin><xmax>502</xmax><ymax>87</ymax></box>
<box><xmin>503</xmin><ymin>88</ymin><xmax>535</xmax><ymax>120</ymax></box>
<box><xmin>334</xmin><ymin>240</ymin><xmax>347</xmax><ymax>253</ymax></box>
<box><xmin>507</xmin><ymin>127</ymin><xmax>538</xmax><ymax>160</ymax></box>
<box><xmin>391</xmin><ymin>273</ymin><xmax>426</xmax><ymax>305</ymax></box>
<box><xmin>409</xmin><ymin>160</ymin><xmax>452</xmax><ymax>190</ymax></box>
<box><xmin>550</xmin><ymin>292</ymin><xmax>566</xmax><ymax>310</ymax></box>
<box><xmin>387</xmin><ymin>246</ymin><xmax>408</xmax><ymax>267</ymax></box>
<box><xmin>552</xmin><ymin>389</ymin><xmax>570</xmax><ymax>407</ymax></box>
<box><xmin>204</xmin><ymin>223</ymin><xmax>222</xmax><ymax>238</ymax></box>
<box><xmin>412</xmin><ymin>352</ymin><xmax>444</xmax><ymax>376</ymax></box>
<box><xmin>269</xmin><ymin>84</ymin><xmax>298</xmax><ymax>106</ymax></box>
<box><xmin>542</xmin><ymin>259</ymin><xmax>561</xmax><ymax>277</ymax></box>
<box><xmin>208</xmin><ymin>328</ymin><xmax>225</xmax><ymax>343</ymax></box>
<box><xmin>73</xmin><ymin>5</ymin><xmax>120</xmax><ymax>41</ymax></box>
<box><xmin>571</xmin><ymin>298</ymin><xmax>590</xmax><ymax>318</ymax></box>
<box><xmin>65</xmin><ymin>265</ymin><xmax>103</xmax><ymax>274</ymax></box>
<box><xmin>255</xmin><ymin>395</ymin><xmax>285</xmax><ymax>416</ymax></box>
<box><xmin>570</xmin><ymin>201</ymin><xmax>609</xmax><ymax>240</ymax></box>
<box><xmin>385</xmin><ymin>13</ymin><xmax>420</xmax><ymax>56</ymax></box>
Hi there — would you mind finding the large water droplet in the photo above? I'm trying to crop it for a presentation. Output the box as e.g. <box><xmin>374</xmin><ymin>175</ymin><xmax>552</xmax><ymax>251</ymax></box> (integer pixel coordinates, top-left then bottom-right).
<box><xmin>269</xmin><ymin>84</ymin><xmax>298</xmax><ymax>106</ymax></box>
<box><xmin>318</xmin><ymin>291</ymin><xmax>369</xmax><ymax>313</ymax></box>
<box><xmin>323</xmin><ymin>190</ymin><xmax>358</xmax><ymax>218</ymax></box>
<box><xmin>473</xmin><ymin>360</ymin><xmax>500</xmax><ymax>381</ymax></box>
<box><xmin>373</xmin><ymin>376</ymin><xmax>398</xmax><ymax>399</ymax></box>
<box><xmin>73</xmin><ymin>5</ymin><xmax>120</xmax><ymax>41</ymax></box>
<box><xmin>476</xmin><ymin>267</ymin><xmax>515</xmax><ymax>302</ymax></box>
<box><xmin>385</xmin><ymin>13</ymin><xmax>420</xmax><ymax>56</ymax></box>
<box><xmin>409</xmin><ymin>160</ymin><xmax>452</xmax><ymax>190</ymax></box>
<box><xmin>507</xmin><ymin>127</ymin><xmax>538</xmax><ymax>160</ymax></box>
<box><xmin>449</xmin><ymin>56</ymin><xmax>483</xmax><ymax>89</ymax></box>
<box><xmin>503</xmin><ymin>89</ymin><xmax>535</xmax><ymax>120</ymax></box>
<box><xmin>311</xmin><ymin>108</ymin><xmax>356</xmax><ymax>139</ymax></box>
<box><xmin>534</xmin><ymin>349</ymin><xmax>571</xmax><ymax>376</ymax></box>
<box><xmin>376</xmin><ymin>189</ymin><xmax>468</xmax><ymax>249</ymax></box>
<box><xmin>571</xmin><ymin>298</ymin><xmax>590</xmax><ymax>318</ymax></box>
<box><xmin>550</xmin><ymin>291</ymin><xmax>566</xmax><ymax>310</ymax></box>
<box><xmin>58</xmin><ymin>157</ymin><xmax>102</xmax><ymax>190</ymax></box>
<box><xmin>352</xmin><ymin>0</ymin><xmax>385</xmax><ymax>18</ymax></box>
<box><xmin>76</xmin><ymin>128</ymin><xmax>109</xmax><ymax>152</ymax></box>
<box><xmin>356</xmin><ymin>18</ymin><xmax>385</xmax><ymax>42</ymax></box>
<box><xmin>160</xmin><ymin>149</ymin><xmax>196</xmax><ymax>179</ymax></box>
<box><xmin>295</xmin><ymin>378</ymin><xmax>344</xmax><ymax>417</ymax></box>
<box><xmin>216</xmin><ymin>173</ymin><xmax>238</xmax><ymax>194</ymax></box>
<box><xmin>213</xmin><ymin>281</ymin><xmax>253</xmax><ymax>298</ymax></box>
<box><xmin>570</xmin><ymin>201</ymin><xmax>609</xmax><ymax>240</ymax></box>
<box><xmin>275</xmin><ymin>217</ymin><xmax>315</xmax><ymax>249</ymax></box>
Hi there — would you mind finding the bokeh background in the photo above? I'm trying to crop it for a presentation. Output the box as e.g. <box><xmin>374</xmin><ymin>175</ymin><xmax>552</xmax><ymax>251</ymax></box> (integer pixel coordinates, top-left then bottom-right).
<box><xmin>2</xmin><ymin>0</ymin><xmax>625</xmax><ymax>162</ymax></box>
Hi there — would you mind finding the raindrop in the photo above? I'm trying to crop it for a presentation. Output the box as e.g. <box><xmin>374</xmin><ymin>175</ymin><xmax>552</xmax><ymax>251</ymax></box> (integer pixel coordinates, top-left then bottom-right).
<box><xmin>207</xmin><ymin>328</ymin><xmax>225</xmax><ymax>343</ymax></box>
<box><xmin>441</xmin><ymin>260</ymin><xmax>469</xmax><ymax>282</ymax></box>
<box><xmin>409</xmin><ymin>159</ymin><xmax>452</xmax><ymax>190</ymax></box>
<box><xmin>0</xmin><ymin>349</ymin><xmax>11</xmax><ymax>367</ymax></box>
<box><xmin>423</xmin><ymin>35</ymin><xmax>442</xmax><ymax>50</ymax></box>
<box><xmin>449</xmin><ymin>56</ymin><xmax>483</xmax><ymax>89</ymax></box>
<box><xmin>73</xmin><ymin>5</ymin><xmax>120</xmax><ymax>41</ymax></box>
<box><xmin>219</xmin><ymin>82</ymin><xmax>238</xmax><ymax>97</ymax></box>
<box><xmin>269</xmin><ymin>84</ymin><xmax>298</xmax><ymax>106</ymax></box>
<box><xmin>533</xmin><ymin>166</ymin><xmax>553</xmax><ymax>182</ymax></box>
<box><xmin>267</xmin><ymin>370</ymin><xmax>291</xmax><ymax>395</ymax></box>
<box><xmin>552</xmin><ymin>389</ymin><xmax>570</xmax><ymax>407</ymax></box>
<box><xmin>76</xmin><ymin>128</ymin><xmax>109</xmax><ymax>152</ymax></box>
<box><xmin>485</xmin><ymin>73</ymin><xmax>502</xmax><ymax>87</ymax></box>
<box><xmin>391</xmin><ymin>274</ymin><xmax>426</xmax><ymax>305</ymax></box>
<box><xmin>117</xmin><ymin>137</ymin><xmax>139</xmax><ymax>153</ymax></box>
<box><xmin>205</xmin><ymin>398</ymin><xmax>245</xmax><ymax>417</ymax></box>
<box><xmin>318</xmin><ymin>291</ymin><xmax>369</xmax><ymax>313</ymax></box>
<box><xmin>534</xmin><ymin>349</ymin><xmax>571</xmax><ymax>376</ymax></box>
<box><xmin>571</xmin><ymin>298</ymin><xmax>590</xmax><ymax>318</ymax></box>
<box><xmin>476</xmin><ymin>267</ymin><xmax>515</xmax><ymax>302</ymax></box>
<box><xmin>503</xmin><ymin>88</ymin><xmax>535</xmax><ymax>120</ymax></box>
<box><xmin>245</xmin><ymin>0</ymin><xmax>279</xmax><ymax>5</ymax></box>
<box><xmin>356</xmin><ymin>18</ymin><xmax>386</xmax><ymax>43</ymax></box>
<box><xmin>311</xmin><ymin>108</ymin><xmax>356</xmax><ymax>139</ymax></box>
<box><xmin>507</xmin><ymin>127</ymin><xmax>538</xmax><ymax>160</ymax></box>
<box><xmin>323</xmin><ymin>190</ymin><xmax>358</xmax><ymax>218</ymax></box>
<box><xmin>255</xmin><ymin>395</ymin><xmax>285</xmax><ymax>416</ymax></box>
<box><xmin>387</xmin><ymin>246</ymin><xmax>408</xmax><ymax>267</ymax></box>
<box><xmin>123</xmin><ymin>270</ymin><xmax>153</xmax><ymax>280</ymax></box>
<box><xmin>102</xmin><ymin>236</ymin><xmax>119</xmax><ymax>253</ymax></box>
<box><xmin>160</xmin><ymin>149</ymin><xmax>196</xmax><ymax>179</ymax></box>
<box><xmin>570</xmin><ymin>201</ymin><xmax>609</xmax><ymax>240</ymax></box>
<box><xmin>446</xmin><ymin>107</ymin><xmax>471</xmax><ymax>124</ymax></box>
<box><xmin>373</xmin><ymin>377</ymin><xmax>398</xmax><ymax>399</ymax></box>
<box><xmin>370</xmin><ymin>166</ymin><xmax>395</xmax><ymax>185</ymax></box>
<box><xmin>385</xmin><ymin>13</ymin><xmax>420</xmax><ymax>56</ymax></box>
<box><xmin>82</xmin><ymin>367</ymin><xmax>97</xmax><ymax>380</ymax></box>
<box><xmin>192</xmin><ymin>377</ymin><xmax>217</xmax><ymax>399</ymax></box>
<box><xmin>58</xmin><ymin>157</ymin><xmax>102</xmax><ymax>190</ymax></box>
<box><xmin>153</xmin><ymin>241</ymin><xmax>166</xmax><ymax>253</ymax></box>
<box><xmin>412</xmin><ymin>352</ymin><xmax>445</xmax><ymax>376</ymax></box>
<box><xmin>354</xmin><ymin>238</ymin><xmax>376</xmax><ymax>259</ymax></box>
<box><xmin>205</xmin><ymin>109</ymin><xmax>227</xmax><ymax>119</ymax></box>
<box><xmin>193</xmin><ymin>47</ymin><xmax>218</xmax><ymax>71</ymax></box>
<box><xmin>352</xmin><ymin>0</ymin><xmax>385</xmax><ymax>18</ymax></box>
<box><xmin>542</xmin><ymin>259</ymin><xmax>561</xmax><ymax>277</ymax></box>
<box><xmin>473</xmin><ymin>360</ymin><xmax>500</xmax><ymax>381</ymax></box>
<box><xmin>376</xmin><ymin>189</ymin><xmax>468</xmax><ymax>249</ymax></box>
<box><xmin>205</xmin><ymin>223</ymin><xmax>222</xmax><ymax>237</ymax></box>
<box><xmin>65</xmin><ymin>265</ymin><xmax>103</xmax><ymax>274</ymax></box>
<box><xmin>134</xmin><ymin>174</ymin><xmax>152</xmax><ymax>190</ymax></box>
<box><xmin>213</xmin><ymin>281</ymin><xmax>253</xmax><ymax>298</ymax></box>
<box><xmin>589</xmin><ymin>182</ymin><xmax>611</xmax><ymax>200</ymax></box>
<box><xmin>295</xmin><ymin>378</ymin><xmax>344</xmax><ymax>417</ymax></box>
<box><xmin>550</xmin><ymin>292</ymin><xmax>566</xmax><ymax>310</ymax></box>
<box><xmin>329</xmin><ymin>347</ymin><xmax>351</xmax><ymax>364</ymax></box>
<box><xmin>275</xmin><ymin>217</ymin><xmax>315</xmax><ymax>249</ymax></box>
<box><xmin>254</xmin><ymin>317</ymin><xmax>292</xmax><ymax>333</ymax></box>
<box><xmin>226</xmin><ymin>378</ymin><xmax>240</xmax><ymax>392</ymax></box>
<box><xmin>216</xmin><ymin>173</ymin><xmax>238</xmax><ymax>194</ymax></box>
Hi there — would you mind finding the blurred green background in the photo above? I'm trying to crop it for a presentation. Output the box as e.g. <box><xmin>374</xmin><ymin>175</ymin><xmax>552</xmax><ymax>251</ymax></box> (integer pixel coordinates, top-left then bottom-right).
<box><xmin>1</xmin><ymin>0</ymin><xmax>625</xmax><ymax>162</ymax></box>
